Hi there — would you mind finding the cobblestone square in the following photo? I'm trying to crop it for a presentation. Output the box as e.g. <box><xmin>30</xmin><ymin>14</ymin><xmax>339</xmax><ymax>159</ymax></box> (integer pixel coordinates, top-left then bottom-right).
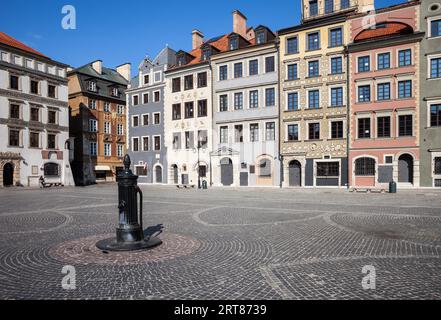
<box><xmin>0</xmin><ymin>185</ymin><xmax>440</xmax><ymax>300</ymax></box>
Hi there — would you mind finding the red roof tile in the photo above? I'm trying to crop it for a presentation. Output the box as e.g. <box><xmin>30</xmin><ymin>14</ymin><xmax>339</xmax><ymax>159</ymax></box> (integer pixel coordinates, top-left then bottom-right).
<box><xmin>0</xmin><ymin>32</ymin><xmax>48</xmax><ymax>58</ymax></box>
<box><xmin>354</xmin><ymin>22</ymin><xmax>413</xmax><ymax>42</ymax></box>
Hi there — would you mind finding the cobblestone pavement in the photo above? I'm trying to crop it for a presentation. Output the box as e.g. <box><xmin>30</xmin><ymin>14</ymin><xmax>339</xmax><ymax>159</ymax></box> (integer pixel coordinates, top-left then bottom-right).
<box><xmin>0</xmin><ymin>185</ymin><xmax>440</xmax><ymax>300</ymax></box>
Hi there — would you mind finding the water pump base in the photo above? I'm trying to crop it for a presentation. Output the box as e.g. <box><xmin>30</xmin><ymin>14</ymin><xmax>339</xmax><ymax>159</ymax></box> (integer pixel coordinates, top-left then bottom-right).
<box><xmin>96</xmin><ymin>236</ymin><xmax>162</xmax><ymax>252</ymax></box>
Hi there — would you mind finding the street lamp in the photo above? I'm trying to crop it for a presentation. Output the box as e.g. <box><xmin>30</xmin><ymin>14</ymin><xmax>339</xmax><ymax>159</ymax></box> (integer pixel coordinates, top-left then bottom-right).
<box><xmin>193</xmin><ymin>136</ymin><xmax>203</xmax><ymax>189</ymax></box>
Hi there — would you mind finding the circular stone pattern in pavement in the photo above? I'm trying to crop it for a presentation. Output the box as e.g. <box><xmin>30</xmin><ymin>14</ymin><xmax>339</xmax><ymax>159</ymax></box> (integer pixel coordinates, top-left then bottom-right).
<box><xmin>0</xmin><ymin>212</ymin><xmax>69</xmax><ymax>234</ymax></box>
<box><xmin>330</xmin><ymin>214</ymin><xmax>441</xmax><ymax>246</ymax></box>
<box><xmin>49</xmin><ymin>233</ymin><xmax>201</xmax><ymax>265</ymax></box>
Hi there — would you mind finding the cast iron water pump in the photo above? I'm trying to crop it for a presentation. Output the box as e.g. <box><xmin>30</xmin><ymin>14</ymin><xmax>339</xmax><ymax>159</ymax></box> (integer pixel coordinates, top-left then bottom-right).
<box><xmin>96</xmin><ymin>155</ymin><xmax>162</xmax><ymax>251</ymax></box>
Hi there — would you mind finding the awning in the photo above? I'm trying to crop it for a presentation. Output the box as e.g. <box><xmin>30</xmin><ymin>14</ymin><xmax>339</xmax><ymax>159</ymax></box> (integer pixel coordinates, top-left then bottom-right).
<box><xmin>95</xmin><ymin>166</ymin><xmax>111</xmax><ymax>171</ymax></box>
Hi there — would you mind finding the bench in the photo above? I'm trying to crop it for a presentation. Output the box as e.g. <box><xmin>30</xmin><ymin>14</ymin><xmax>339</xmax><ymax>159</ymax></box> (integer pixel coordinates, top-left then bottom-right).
<box><xmin>176</xmin><ymin>184</ymin><xmax>196</xmax><ymax>189</ymax></box>
<box><xmin>350</xmin><ymin>188</ymin><xmax>386</xmax><ymax>194</ymax></box>
<box><xmin>39</xmin><ymin>177</ymin><xmax>64</xmax><ymax>188</ymax></box>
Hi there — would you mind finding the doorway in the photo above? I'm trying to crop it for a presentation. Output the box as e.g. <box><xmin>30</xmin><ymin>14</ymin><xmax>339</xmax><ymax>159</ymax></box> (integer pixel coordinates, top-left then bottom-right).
<box><xmin>288</xmin><ymin>160</ymin><xmax>301</xmax><ymax>187</ymax></box>
<box><xmin>3</xmin><ymin>163</ymin><xmax>13</xmax><ymax>187</ymax></box>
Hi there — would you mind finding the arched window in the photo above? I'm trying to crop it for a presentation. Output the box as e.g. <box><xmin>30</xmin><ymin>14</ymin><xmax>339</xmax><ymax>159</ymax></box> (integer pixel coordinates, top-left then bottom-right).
<box><xmin>355</xmin><ymin>158</ymin><xmax>375</xmax><ymax>176</ymax></box>
<box><xmin>259</xmin><ymin>159</ymin><xmax>272</xmax><ymax>177</ymax></box>
<box><xmin>44</xmin><ymin>163</ymin><xmax>60</xmax><ymax>177</ymax></box>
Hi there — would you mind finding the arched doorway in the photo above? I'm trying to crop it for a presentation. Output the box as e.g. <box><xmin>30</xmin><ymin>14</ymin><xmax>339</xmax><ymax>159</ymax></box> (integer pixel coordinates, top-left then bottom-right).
<box><xmin>3</xmin><ymin>163</ymin><xmax>14</xmax><ymax>187</ymax></box>
<box><xmin>289</xmin><ymin>160</ymin><xmax>301</xmax><ymax>187</ymax></box>
<box><xmin>398</xmin><ymin>154</ymin><xmax>414</xmax><ymax>184</ymax></box>
<box><xmin>155</xmin><ymin>165</ymin><xmax>163</xmax><ymax>184</ymax></box>
<box><xmin>172</xmin><ymin>165</ymin><xmax>178</xmax><ymax>184</ymax></box>
<box><xmin>220</xmin><ymin>157</ymin><xmax>233</xmax><ymax>186</ymax></box>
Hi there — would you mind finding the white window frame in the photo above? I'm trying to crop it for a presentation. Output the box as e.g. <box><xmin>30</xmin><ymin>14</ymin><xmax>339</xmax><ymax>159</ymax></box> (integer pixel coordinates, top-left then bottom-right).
<box><xmin>355</xmin><ymin>112</ymin><xmax>373</xmax><ymax>140</ymax></box>
<box><xmin>329</xmin><ymin>54</ymin><xmax>344</xmax><ymax>75</ymax></box>
<box><xmin>104</xmin><ymin>121</ymin><xmax>111</xmax><ymax>134</ymax></box>
<box><xmin>356</xmin><ymin>54</ymin><xmax>372</xmax><ymax>73</ymax></box>
<box><xmin>383</xmin><ymin>154</ymin><xmax>394</xmax><ymax>165</ymax></box>
<box><xmin>427</xmin><ymin>15</ymin><xmax>441</xmax><ymax>39</ymax></box>
<box><xmin>104</xmin><ymin>143</ymin><xmax>112</xmax><ymax>156</ymax></box>
<box><xmin>306</xmin><ymin>87</ymin><xmax>321</xmax><ymax>109</ymax></box>
<box><xmin>427</xmin><ymin>53</ymin><xmax>441</xmax><ymax>80</ymax></box>
<box><xmin>396</xmin><ymin>47</ymin><xmax>413</xmax><ymax>68</ymax></box>
<box><xmin>153</xmin><ymin>135</ymin><xmax>161</xmax><ymax>151</ymax></box>
<box><xmin>396</xmin><ymin>75</ymin><xmax>413</xmax><ymax>100</ymax></box>
<box><xmin>375</xmin><ymin>110</ymin><xmax>393</xmax><ymax>139</ymax></box>
<box><xmin>328</xmin><ymin>119</ymin><xmax>346</xmax><ymax>140</ymax></box>
<box><xmin>153</xmin><ymin>112</ymin><xmax>161</xmax><ymax>125</ymax></box>
<box><xmin>117</xmin><ymin>144</ymin><xmax>124</xmax><ymax>157</ymax></box>
<box><xmin>132</xmin><ymin>137</ymin><xmax>140</xmax><ymax>152</ymax></box>
<box><xmin>375</xmin><ymin>80</ymin><xmax>392</xmax><ymax>101</ymax></box>
<box><xmin>427</xmin><ymin>99</ymin><xmax>441</xmax><ymax>128</ymax></box>
<box><xmin>142</xmin><ymin>92</ymin><xmax>149</xmax><ymax>104</ymax></box>
<box><xmin>375</xmin><ymin>50</ymin><xmax>392</xmax><ymax>71</ymax></box>
<box><xmin>432</xmin><ymin>152</ymin><xmax>441</xmax><ymax>187</ymax></box>
<box><xmin>90</xmin><ymin>141</ymin><xmax>97</xmax><ymax>156</ymax></box>
<box><xmin>285</xmin><ymin>121</ymin><xmax>301</xmax><ymax>142</ymax></box>
<box><xmin>286</xmin><ymin>90</ymin><xmax>301</xmax><ymax>111</ymax></box>
<box><xmin>89</xmin><ymin>119</ymin><xmax>98</xmax><ymax>132</ymax></box>
<box><xmin>153</xmin><ymin>90</ymin><xmax>161</xmax><ymax>103</ymax></box>
<box><xmin>132</xmin><ymin>115</ymin><xmax>139</xmax><ymax>127</ymax></box>
<box><xmin>396</xmin><ymin>109</ymin><xmax>415</xmax><ymax>138</ymax></box>
<box><xmin>305</xmin><ymin>120</ymin><xmax>321</xmax><ymax>141</ymax></box>
<box><xmin>117</xmin><ymin>123</ymin><xmax>124</xmax><ymax>136</ymax></box>
<box><xmin>142</xmin><ymin>113</ymin><xmax>149</xmax><ymax>126</ymax></box>
<box><xmin>154</xmin><ymin>71</ymin><xmax>162</xmax><ymax>83</ymax></box>
<box><xmin>355</xmin><ymin>80</ymin><xmax>373</xmax><ymax>103</ymax></box>
<box><xmin>328</xmin><ymin>84</ymin><xmax>345</xmax><ymax>108</ymax></box>
<box><xmin>142</xmin><ymin>136</ymin><xmax>150</xmax><ymax>152</ymax></box>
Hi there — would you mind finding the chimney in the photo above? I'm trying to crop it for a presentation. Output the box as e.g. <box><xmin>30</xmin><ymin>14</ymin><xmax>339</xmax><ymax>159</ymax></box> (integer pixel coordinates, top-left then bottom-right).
<box><xmin>192</xmin><ymin>29</ymin><xmax>204</xmax><ymax>50</ymax></box>
<box><xmin>116</xmin><ymin>63</ymin><xmax>131</xmax><ymax>82</ymax></box>
<box><xmin>91</xmin><ymin>60</ymin><xmax>102</xmax><ymax>74</ymax></box>
<box><xmin>233</xmin><ymin>10</ymin><xmax>247</xmax><ymax>38</ymax></box>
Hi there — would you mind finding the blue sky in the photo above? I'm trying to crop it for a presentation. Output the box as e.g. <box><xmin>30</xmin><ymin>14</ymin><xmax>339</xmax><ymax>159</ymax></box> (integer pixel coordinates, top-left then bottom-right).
<box><xmin>1</xmin><ymin>0</ymin><xmax>404</xmax><ymax>73</ymax></box>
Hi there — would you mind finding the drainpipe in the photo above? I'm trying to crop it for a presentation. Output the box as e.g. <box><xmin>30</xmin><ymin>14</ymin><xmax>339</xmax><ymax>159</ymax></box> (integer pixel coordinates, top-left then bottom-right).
<box><xmin>276</xmin><ymin>37</ymin><xmax>283</xmax><ymax>189</ymax></box>
<box><xmin>209</xmin><ymin>62</ymin><xmax>214</xmax><ymax>187</ymax></box>
<box><xmin>345</xmin><ymin>46</ymin><xmax>351</xmax><ymax>190</ymax></box>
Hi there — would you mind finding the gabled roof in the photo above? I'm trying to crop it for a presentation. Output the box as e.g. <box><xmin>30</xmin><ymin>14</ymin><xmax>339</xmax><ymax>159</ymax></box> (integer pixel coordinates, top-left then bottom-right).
<box><xmin>0</xmin><ymin>31</ymin><xmax>48</xmax><ymax>58</ymax></box>
<box><xmin>69</xmin><ymin>62</ymin><xmax>128</xmax><ymax>85</ymax></box>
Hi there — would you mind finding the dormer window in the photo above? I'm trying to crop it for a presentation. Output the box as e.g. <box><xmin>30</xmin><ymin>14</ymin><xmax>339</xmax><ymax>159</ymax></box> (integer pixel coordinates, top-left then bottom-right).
<box><xmin>111</xmin><ymin>87</ymin><xmax>119</xmax><ymax>97</ymax></box>
<box><xmin>177</xmin><ymin>55</ymin><xmax>186</xmax><ymax>66</ymax></box>
<box><xmin>309</xmin><ymin>0</ymin><xmax>318</xmax><ymax>17</ymax></box>
<box><xmin>256</xmin><ymin>31</ymin><xmax>266</xmax><ymax>44</ymax></box>
<box><xmin>88</xmin><ymin>81</ymin><xmax>97</xmax><ymax>92</ymax></box>
<box><xmin>202</xmin><ymin>48</ymin><xmax>211</xmax><ymax>61</ymax></box>
<box><xmin>229</xmin><ymin>36</ymin><xmax>239</xmax><ymax>51</ymax></box>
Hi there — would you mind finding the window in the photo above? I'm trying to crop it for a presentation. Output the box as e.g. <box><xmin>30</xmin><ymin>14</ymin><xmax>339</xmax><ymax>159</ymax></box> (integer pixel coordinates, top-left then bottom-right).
<box><xmin>143</xmin><ymin>93</ymin><xmax>149</xmax><ymax>104</ymax></box>
<box><xmin>197</xmin><ymin>72</ymin><xmax>207</xmax><ymax>88</ymax></box>
<box><xmin>341</xmin><ymin>0</ymin><xmax>350</xmax><ymax>9</ymax></box>
<box><xmin>287</xmin><ymin>37</ymin><xmax>298</xmax><ymax>54</ymax></box>
<box><xmin>154</xmin><ymin>136</ymin><xmax>161</xmax><ymax>151</ymax></box>
<box><xmin>111</xmin><ymin>87</ymin><xmax>119</xmax><ymax>97</ymax></box>
<box><xmin>132</xmin><ymin>138</ymin><xmax>139</xmax><ymax>152</ymax></box>
<box><xmin>154</xmin><ymin>72</ymin><xmax>161</xmax><ymax>83</ymax></box>
<box><xmin>234</xmin><ymin>63</ymin><xmax>243</xmax><ymax>78</ymax></box>
<box><xmin>117</xmin><ymin>105</ymin><xmax>124</xmax><ymax>115</ymax></box>
<box><xmin>259</xmin><ymin>159</ymin><xmax>272</xmax><ymax>177</ymax></box>
<box><xmin>256</xmin><ymin>30</ymin><xmax>266</xmax><ymax>44</ymax></box>
<box><xmin>331</xmin><ymin>121</ymin><xmax>343</xmax><ymax>139</ymax></box>
<box><xmin>172</xmin><ymin>104</ymin><xmax>181</xmax><ymax>120</ymax></box>
<box><xmin>358</xmin><ymin>85</ymin><xmax>371</xmax><ymax>102</ymax></box>
<box><xmin>309</xmin><ymin>0</ymin><xmax>318</xmax><ymax>16</ymax></box>
<box><xmin>229</xmin><ymin>37</ymin><xmax>239</xmax><ymax>50</ymax></box>
<box><xmin>430</xmin><ymin>57</ymin><xmax>441</xmax><ymax>78</ymax></box>
<box><xmin>102</xmin><ymin>103</ymin><xmax>110</xmax><ymax>113</ymax></box>
<box><xmin>329</xmin><ymin>27</ymin><xmax>342</xmax><ymax>47</ymax></box>
<box><xmin>288</xmin><ymin>124</ymin><xmax>299</xmax><ymax>141</ymax></box>
<box><xmin>398</xmin><ymin>80</ymin><xmax>412</xmax><ymax>98</ymax></box>
<box><xmin>288</xmin><ymin>64</ymin><xmax>298</xmax><ymax>80</ymax></box>
<box><xmin>117</xmin><ymin>144</ymin><xmax>123</xmax><ymax>157</ymax></box>
<box><xmin>399</xmin><ymin>49</ymin><xmax>411</xmax><ymax>67</ymax></box>
<box><xmin>132</xmin><ymin>116</ymin><xmax>139</xmax><ymax>127</ymax></box>
<box><xmin>104</xmin><ymin>122</ymin><xmax>111</xmax><ymax>134</ymax></box>
<box><xmin>431</xmin><ymin>19</ymin><xmax>441</xmax><ymax>37</ymax></box>
<box><xmin>10</xmin><ymin>104</ymin><xmax>20</xmax><ymax>119</ymax></box>
<box><xmin>30</xmin><ymin>80</ymin><xmax>39</xmax><ymax>94</ymax></box>
<box><xmin>47</xmin><ymin>134</ymin><xmax>56</xmax><ymax>149</ymax></box>
<box><xmin>220</xmin><ymin>126</ymin><xmax>228</xmax><ymax>144</ymax></box>
<box><xmin>308</xmin><ymin>123</ymin><xmax>320</xmax><ymax>140</ymax></box>
<box><xmin>266</xmin><ymin>122</ymin><xmax>275</xmax><ymax>141</ymax></box>
<box><xmin>198</xmin><ymin>130</ymin><xmax>208</xmax><ymax>148</ymax></box>
<box><xmin>399</xmin><ymin>115</ymin><xmax>413</xmax><ymax>137</ymax></box>
<box><xmin>317</xmin><ymin>162</ymin><xmax>339</xmax><ymax>177</ymax></box>
<box><xmin>48</xmin><ymin>85</ymin><xmax>56</xmax><ymax>98</ymax></box>
<box><xmin>154</xmin><ymin>113</ymin><xmax>160</xmax><ymax>125</ymax></box>
<box><xmin>9</xmin><ymin>129</ymin><xmax>20</xmax><ymax>147</ymax></box>
<box><xmin>44</xmin><ymin>163</ymin><xmax>59</xmax><ymax>177</ymax></box>
<box><xmin>265</xmin><ymin>88</ymin><xmax>276</xmax><ymax>107</ymax></box>
<box><xmin>172</xmin><ymin>78</ymin><xmax>181</xmax><ymax>92</ymax></box>
<box><xmin>308</xmin><ymin>90</ymin><xmax>320</xmax><ymax>109</ymax></box>
<box><xmin>90</xmin><ymin>142</ymin><xmax>97</xmax><ymax>156</ymax></box>
<box><xmin>250</xmin><ymin>124</ymin><xmax>259</xmax><ymax>142</ymax></box>
<box><xmin>10</xmin><ymin>75</ymin><xmax>19</xmax><ymax>90</ymax></box>
<box><xmin>288</xmin><ymin>92</ymin><xmax>299</xmax><ymax>111</ymax></box>
<box><xmin>331</xmin><ymin>57</ymin><xmax>343</xmax><ymax>74</ymax></box>
<box><xmin>234</xmin><ymin>92</ymin><xmax>243</xmax><ymax>110</ymax></box>
<box><xmin>30</xmin><ymin>107</ymin><xmax>39</xmax><ymax>122</ymax></box>
<box><xmin>185</xmin><ymin>131</ymin><xmax>194</xmax><ymax>149</ymax></box>
<box><xmin>87</xmin><ymin>81</ymin><xmax>97</xmax><ymax>92</ymax></box>
<box><xmin>377</xmin><ymin>83</ymin><xmax>391</xmax><ymax>101</ymax></box>
<box><xmin>29</xmin><ymin>132</ymin><xmax>39</xmax><ymax>148</ymax></box>
<box><xmin>308</xmin><ymin>60</ymin><xmax>319</xmax><ymax>77</ymax></box>
<box><xmin>219</xmin><ymin>65</ymin><xmax>228</xmax><ymax>80</ymax></box>
<box><xmin>325</xmin><ymin>0</ymin><xmax>334</xmax><ymax>14</ymax></box>
<box><xmin>48</xmin><ymin>110</ymin><xmax>57</xmax><ymax>124</ymax></box>
<box><xmin>198</xmin><ymin>100</ymin><xmax>207</xmax><ymax>117</ymax></box>
<box><xmin>220</xmin><ymin>95</ymin><xmax>228</xmax><ymax>112</ymax></box>
<box><xmin>235</xmin><ymin>125</ymin><xmax>243</xmax><ymax>143</ymax></box>
<box><xmin>184</xmin><ymin>75</ymin><xmax>193</xmax><ymax>90</ymax></box>
<box><xmin>104</xmin><ymin>143</ymin><xmax>111</xmax><ymax>156</ymax></box>
<box><xmin>199</xmin><ymin>165</ymin><xmax>207</xmax><ymax>178</ymax></box>
<box><xmin>331</xmin><ymin>87</ymin><xmax>343</xmax><ymax>107</ymax></box>
<box><xmin>249</xmin><ymin>90</ymin><xmax>259</xmax><ymax>109</ymax></box>
<box><xmin>185</xmin><ymin>102</ymin><xmax>194</xmax><ymax>119</ymax></box>
<box><xmin>144</xmin><ymin>74</ymin><xmax>150</xmax><ymax>85</ymax></box>
<box><xmin>154</xmin><ymin>91</ymin><xmax>160</xmax><ymax>102</ymax></box>
<box><xmin>136</xmin><ymin>166</ymin><xmax>147</xmax><ymax>177</ymax></box>
<box><xmin>435</xmin><ymin>157</ymin><xmax>441</xmax><ymax>175</ymax></box>
<box><xmin>355</xmin><ymin>158</ymin><xmax>376</xmax><ymax>176</ymax></box>
<box><xmin>430</xmin><ymin>104</ymin><xmax>441</xmax><ymax>127</ymax></box>
<box><xmin>265</xmin><ymin>56</ymin><xmax>275</xmax><ymax>73</ymax></box>
<box><xmin>89</xmin><ymin>99</ymin><xmax>97</xmax><ymax>109</ymax></box>
<box><xmin>173</xmin><ymin>133</ymin><xmax>181</xmax><ymax>150</ymax></box>
<box><xmin>89</xmin><ymin>119</ymin><xmax>98</xmax><ymax>132</ymax></box>
<box><xmin>249</xmin><ymin>60</ymin><xmax>258</xmax><ymax>76</ymax></box>
<box><xmin>358</xmin><ymin>56</ymin><xmax>370</xmax><ymax>72</ymax></box>
<box><xmin>133</xmin><ymin>95</ymin><xmax>139</xmax><ymax>106</ymax></box>
<box><xmin>377</xmin><ymin>116</ymin><xmax>391</xmax><ymax>138</ymax></box>
<box><xmin>117</xmin><ymin>123</ymin><xmax>124</xmax><ymax>135</ymax></box>
<box><xmin>307</xmin><ymin>32</ymin><xmax>320</xmax><ymax>51</ymax></box>
<box><xmin>202</xmin><ymin>49</ymin><xmax>211</xmax><ymax>61</ymax></box>
<box><xmin>358</xmin><ymin>118</ymin><xmax>371</xmax><ymax>138</ymax></box>
<box><xmin>385</xmin><ymin>156</ymin><xmax>393</xmax><ymax>164</ymax></box>
<box><xmin>377</xmin><ymin>53</ymin><xmax>390</xmax><ymax>70</ymax></box>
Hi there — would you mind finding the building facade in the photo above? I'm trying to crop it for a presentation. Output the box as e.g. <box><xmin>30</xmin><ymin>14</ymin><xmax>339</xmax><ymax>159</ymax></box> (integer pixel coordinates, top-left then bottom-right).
<box><xmin>420</xmin><ymin>0</ymin><xmax>441</xmax><ymax>187</ymax></box>
<box><xmin>278</xmin><ymin>1</ymin><xmax>371</xmax><ymax>188</ymax></box>
<box><xmin>211</xmin><ymin>12</ymin><xmax>280</xmax><ymax>187</ymax></box>
<box><xmin>348</xmin><ymin>2</ymin><xmax>423</xmax><ymax>188</ymax></box>
<box><xmin>68</xmin><ymin>60</ymin><xmax>129</xmax><ymax>185</ymax></box>
<box><xmin>0</xmin><ymin>32</ymin><xmax>74</xmax><ymax>187</ymax></box>
<box><xmin>126</xmin><ymin>46</ymin><xmax>176</xmax><ymax>184</ymax></box>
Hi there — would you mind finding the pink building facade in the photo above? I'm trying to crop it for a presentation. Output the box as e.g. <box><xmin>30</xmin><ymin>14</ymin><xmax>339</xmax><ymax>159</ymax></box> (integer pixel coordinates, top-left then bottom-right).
<box><xmin>348</xmin><ymin>3</ymin><xmax>424</xmax><ymax>188</ymax></box>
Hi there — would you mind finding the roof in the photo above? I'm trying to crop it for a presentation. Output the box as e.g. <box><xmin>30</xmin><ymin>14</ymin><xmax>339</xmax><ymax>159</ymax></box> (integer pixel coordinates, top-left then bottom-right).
<box><xmin>0</xmin><ymin>32</ymin><xmax>48</xmax><ymax>58</ymax></box>
<box><xmin>354</xmin><ymin>22</ymin><xmax>414</xmax><ymax>43</ymax></box>
<box><xmin>69</xmin><ymin>62</ymin><xmax>128</xmax><ymax>85</ymax></box>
